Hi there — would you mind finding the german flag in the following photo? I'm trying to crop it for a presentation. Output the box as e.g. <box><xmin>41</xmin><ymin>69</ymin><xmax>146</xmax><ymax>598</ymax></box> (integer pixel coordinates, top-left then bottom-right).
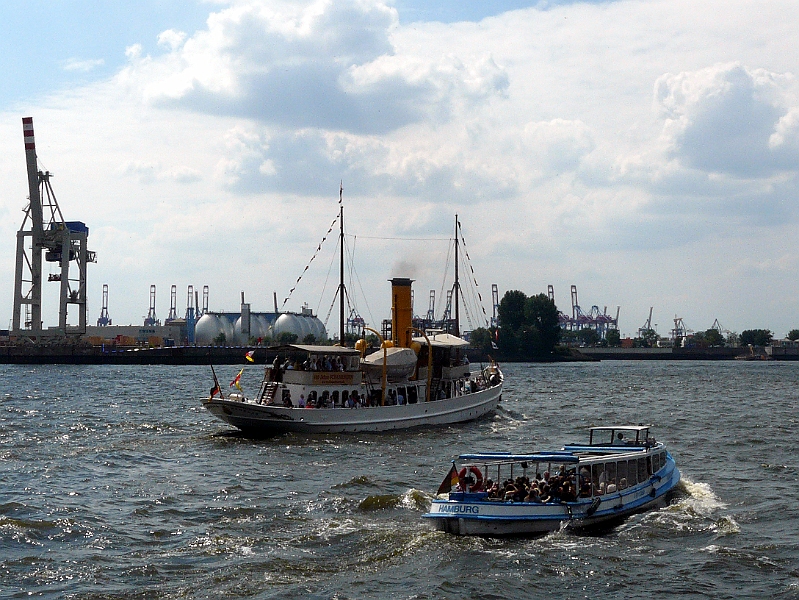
<box><xmin>437</xmin><ymin>463</ymin><xmax>460</xmax><ymax>495</ymax></box>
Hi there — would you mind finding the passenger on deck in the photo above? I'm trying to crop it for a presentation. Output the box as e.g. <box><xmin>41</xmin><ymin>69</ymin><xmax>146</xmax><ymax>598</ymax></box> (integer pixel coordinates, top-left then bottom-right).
<box><xmin>298</xmin><ymin>394</ymin><xmax>306</xmax><ymax>408</ymax></box>
<box><xmin>524</xmin><ymin>486</ymin><xmax>541</xmax><ymax>503</ymax></box>
<box><xmin>606</xmin><ymin>479</ymin><xmax>617</xmax><ymax>494</ymax></box>
<box><xmin>538</xmin><ymin>483</ymin><xmax>551</xmax><ymax>503</ymax></box>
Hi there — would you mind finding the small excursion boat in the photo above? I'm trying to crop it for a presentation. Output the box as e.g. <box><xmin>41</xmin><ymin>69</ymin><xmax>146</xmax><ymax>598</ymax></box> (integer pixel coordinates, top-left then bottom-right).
<box><xmin>423</xmin><ymin>425</ymin><xmax>680</xmax><ymax>535</ymax></box>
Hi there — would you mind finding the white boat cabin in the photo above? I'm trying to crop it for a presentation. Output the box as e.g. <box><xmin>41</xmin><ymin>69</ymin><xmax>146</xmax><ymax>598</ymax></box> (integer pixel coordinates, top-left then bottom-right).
<box><xmin>454</xmin><ymin>425</ymin><xmax>670</xmax><ymax>501</ymax></box>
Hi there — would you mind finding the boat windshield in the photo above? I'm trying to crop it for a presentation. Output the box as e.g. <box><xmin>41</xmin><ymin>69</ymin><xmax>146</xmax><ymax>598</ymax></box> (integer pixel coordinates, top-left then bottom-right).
<box><xmin>588</xmin><ymin>426</ymin><xmax>652</xmax><ymax>446</ymax></box>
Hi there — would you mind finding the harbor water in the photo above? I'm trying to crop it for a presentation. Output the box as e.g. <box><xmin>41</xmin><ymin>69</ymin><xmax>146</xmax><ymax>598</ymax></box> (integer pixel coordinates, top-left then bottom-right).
<box><xmin>1</xmin><ymin>361</ymin><xmax>797</xmax><ymax>598</ymax></box>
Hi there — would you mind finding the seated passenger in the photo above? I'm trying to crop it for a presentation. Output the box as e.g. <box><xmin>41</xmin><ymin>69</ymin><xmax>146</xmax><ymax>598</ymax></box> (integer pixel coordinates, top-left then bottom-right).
<box><xmin>606</xmin><ymin>479</ymin><xmax>617</xmax><ymax>494</ymax></box>
<box><xmin>524</xmin><ymin>486</ymin><xmax>541</xmax><ymax>503</ymax></box>
<box><xmin>503</xmin><ymin>483</ymin><xmax>517</xmax><ymax>501</ymax></box>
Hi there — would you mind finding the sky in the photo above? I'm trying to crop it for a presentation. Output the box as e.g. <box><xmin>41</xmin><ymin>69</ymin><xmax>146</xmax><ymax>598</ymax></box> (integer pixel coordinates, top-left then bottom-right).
<box><xmin>1</xmin><ymin>0</ymin><xmax>799</xmax><ymax>339</ymax></box>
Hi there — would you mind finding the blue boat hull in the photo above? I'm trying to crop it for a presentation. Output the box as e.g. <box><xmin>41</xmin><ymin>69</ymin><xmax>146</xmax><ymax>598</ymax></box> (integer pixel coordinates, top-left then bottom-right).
<box><xmin>424</xmin><ymin>461</ymin><xmax>680</xmax><ymax>536</ymax></box>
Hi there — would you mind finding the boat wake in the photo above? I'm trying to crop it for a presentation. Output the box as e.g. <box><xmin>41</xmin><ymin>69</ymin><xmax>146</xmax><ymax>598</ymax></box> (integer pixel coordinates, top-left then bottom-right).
<box><xmin>358</xmin><ymin>489</ymin><xmax>429</xmax><ymax>512</ymax></box>
<box><xmin>638</xmin><ymin>477</ymin><xmax>739</xmax><ymax>538</ymax></box>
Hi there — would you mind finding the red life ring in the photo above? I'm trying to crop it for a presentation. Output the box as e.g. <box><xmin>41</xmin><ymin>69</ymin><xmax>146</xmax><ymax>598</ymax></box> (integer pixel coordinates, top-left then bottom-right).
<box><xmin>458</xmin><ymin>466</ymin><xmax>484</xmax><ymax>491</ymax></box>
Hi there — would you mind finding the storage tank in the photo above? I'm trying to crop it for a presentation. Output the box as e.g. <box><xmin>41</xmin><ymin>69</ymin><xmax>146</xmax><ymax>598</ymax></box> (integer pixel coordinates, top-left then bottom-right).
<box><xmin>272</xmin><ymin>313</ymin><xmax>304</xmax><ymax>341</ymax></box>
<box><xmin>296</xmin><ymin>315</ymin><xmax>312</xmax><ymax>341</ymax></box>
<box><xmin>310</xmin><ymin>316</ymin><xmax>328</xmax><ymax>341</ymax></box>
<box><xmin>195</xmin><ymin>314</ymin><xmax>224</xmax><ymax>345</ymax></box>
<box><xmin>252</xmin><ymin>315</ymin><xmax>269</xmax><ymax>340</ymax></box>
<box><xmin>218</xmin><ymin>315</ymin><xmax>235</xmax><ymax>342</ymax></box>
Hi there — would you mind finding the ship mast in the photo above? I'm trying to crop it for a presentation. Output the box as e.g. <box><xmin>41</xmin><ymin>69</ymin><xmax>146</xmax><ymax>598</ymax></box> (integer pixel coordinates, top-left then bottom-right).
<box><xmin>454</xmin><ymin>214</ymin><xmax>460</xmax><ymax>337</ymax></box>
<box><xmin>339</xmin><ymin>183</ymin><xmax>345</xmax><ymax>344</ymax></box>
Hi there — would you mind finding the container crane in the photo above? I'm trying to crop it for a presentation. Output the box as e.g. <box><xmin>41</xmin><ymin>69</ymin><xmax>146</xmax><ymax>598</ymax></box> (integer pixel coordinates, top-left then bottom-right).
<box><xmin>12</xmin><ymin>117</ymin><xmax>95</xmax><ymax>339</ymax></box>
<box><xmin>144</xmin><ymin>285</ymin><xmax>160</xmax><ymax>326</ymax></box>
<box><xmin>97</xmin><ymin>284</ymin><xmax>112</xmax><ymax>326</ymax></box>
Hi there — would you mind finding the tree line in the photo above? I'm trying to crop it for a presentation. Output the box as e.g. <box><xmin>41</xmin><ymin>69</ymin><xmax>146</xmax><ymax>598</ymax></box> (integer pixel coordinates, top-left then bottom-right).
<box><xmin>468</xmin><ymin>289</ymin><xmax>798</xmax><ymax>356</ymax></box>
<box><xmin>469</xmin><ymin>290</ymin><xmax>561</xmax><ymax>359</ymax></box>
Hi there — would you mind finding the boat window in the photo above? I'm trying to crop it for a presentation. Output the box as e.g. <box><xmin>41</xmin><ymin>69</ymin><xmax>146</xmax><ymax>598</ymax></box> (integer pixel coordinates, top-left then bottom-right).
<box><xmin>407</xmin><ymin>385</ymin><xmax>418</xmax><ymax>404</ymax></box>
<box><xmin>331</xmin><ymin>390</ymin><xmax>339</xmax><ymax>407</ymax></box>
<box><xmin>605</xmin><ymin>462</ymin><xmax>617</xmax><ymax>492</ymax></box>
<box><xmin>397</xmin><ymin>387</ymin><xmax>407</xmax><ymax>405</ymax></box>
<box><xmin>591</xmin><ymin>464</ymin><xmax>603</xmax><ymax>496</ymax></box>
<box><xmin>627</xmin><ymin>460</ymin><xmax>637</xmax><ymax>486</ymax></box>
<box><xmin>652</xmin><ymin>452</ymin><xmax>661</xmax><ymax>472</ymax></box>
<box><xmin>617</xmin><ymin>460</ymin><xmax>628</xmax><ymax>489</ymax></box>
<box><xmin>637</xmin><ymin>457</ymin><xmax>648</xmax><ymax>482</ymax></box>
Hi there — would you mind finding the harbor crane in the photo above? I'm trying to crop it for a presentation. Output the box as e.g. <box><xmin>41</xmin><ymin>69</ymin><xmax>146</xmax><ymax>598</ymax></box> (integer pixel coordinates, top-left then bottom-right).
<box><xmin>97</xmin><ymin>284</ymin><xmax>111</xmax><ymax>326</ymax></box>
<box><xmin>12</xmin><ymin>117</ymin><xmax>95</xmax><ymax>339</ymax></box>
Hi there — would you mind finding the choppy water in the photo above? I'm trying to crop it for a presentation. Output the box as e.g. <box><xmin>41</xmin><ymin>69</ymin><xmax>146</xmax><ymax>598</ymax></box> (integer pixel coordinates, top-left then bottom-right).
<box><xmin>1</xmin><ymin>361</ymin><xmax>798</xmax><ymax>599</ymax></box>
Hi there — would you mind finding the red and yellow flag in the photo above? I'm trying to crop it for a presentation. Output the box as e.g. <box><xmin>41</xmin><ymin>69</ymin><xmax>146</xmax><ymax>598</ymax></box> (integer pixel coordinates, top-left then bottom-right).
<box><xmin>230</xmin><ymin>369</ymin><xmax>243</xmax><ymax>391</ymax></box>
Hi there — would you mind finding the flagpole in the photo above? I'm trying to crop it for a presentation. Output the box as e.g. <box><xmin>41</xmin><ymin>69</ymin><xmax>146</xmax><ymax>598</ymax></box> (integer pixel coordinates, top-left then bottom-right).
<box><xmin>209</xmin><ymin>351</ymin><xmax>223</xmax><ymax>399</ymax></box>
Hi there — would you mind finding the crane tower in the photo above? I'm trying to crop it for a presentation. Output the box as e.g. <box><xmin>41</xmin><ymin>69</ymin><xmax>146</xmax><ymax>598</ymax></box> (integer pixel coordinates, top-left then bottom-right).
<box><xmin>12</xmin><ymin>117</ymin><xmax>95</xmax><ymax>339</ymax></box>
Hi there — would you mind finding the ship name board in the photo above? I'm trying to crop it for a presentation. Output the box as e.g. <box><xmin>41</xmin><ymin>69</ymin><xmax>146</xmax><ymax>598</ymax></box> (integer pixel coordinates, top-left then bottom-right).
<box><xmin>437</xmin><ymin>504</ymin><xmax>480</xmax><ymax>514</ymax></box>
<box><xmin>312</xmin><ymin>372</ymin><xmax>355</xmax><ymax>385</ymax></box>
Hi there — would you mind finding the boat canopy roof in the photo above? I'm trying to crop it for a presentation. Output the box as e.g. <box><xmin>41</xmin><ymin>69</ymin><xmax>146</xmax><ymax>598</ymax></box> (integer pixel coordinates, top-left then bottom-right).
<box><xmin>276</xmin><ymin>344</ymin><xmax>360</xmax><ymax>356</ymax></box>
<box><xmin>589</xmin><ymin>425</ymin><xmax>652</xmax><ymax>433</ymax></box>
<box><xmin>459</xmin><ymin>453</ymin><xmax>580</xmax><ymax>464</ymax></box>
<box><xmin>412</xmin><ymin>333</ymin><xmax>470</xmax><ymax>348</ymax></box>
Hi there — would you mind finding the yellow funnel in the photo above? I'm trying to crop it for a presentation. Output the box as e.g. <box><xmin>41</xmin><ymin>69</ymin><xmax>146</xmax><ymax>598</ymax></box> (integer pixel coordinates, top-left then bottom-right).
<box><xmin>391</xmin><ymin>277</ymin><xmax>413</xmax><ymax>348</ymax></box>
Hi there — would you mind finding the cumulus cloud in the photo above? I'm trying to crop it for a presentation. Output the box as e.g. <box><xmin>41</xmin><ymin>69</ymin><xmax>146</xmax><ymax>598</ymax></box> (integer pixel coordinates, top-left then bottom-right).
<box><xmin>61</xmin><ymin>58</ymin><xmax>105</xmax><ymax>72</ymax></box>
<box><xmin>118</xmin><ymin>0</ymin><xmax>508</xmax><ymax>134</ymax></box>
<box><xmin>655</xmin><ymin>63</ymin><xmax>799</xmax><ymax>177</ymax></box>
<box><xmin>119</xmin><ymin>160</ymin><xmax>202</xmax><ymax>184</ymax></box>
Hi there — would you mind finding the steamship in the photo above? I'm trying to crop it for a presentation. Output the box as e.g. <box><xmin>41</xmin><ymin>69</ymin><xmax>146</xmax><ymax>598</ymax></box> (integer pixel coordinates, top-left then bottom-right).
<box><xmin>202</xmin><ymin>277</ymin><xmax>503</xmax><ymax>434</ymax></box>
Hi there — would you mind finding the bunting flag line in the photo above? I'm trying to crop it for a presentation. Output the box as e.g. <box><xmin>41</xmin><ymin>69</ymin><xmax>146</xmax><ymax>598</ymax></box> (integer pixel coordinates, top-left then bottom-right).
<box><xmin>281</xmin><ymin>212</ymin><xmax>340</xmax><ymax>309</ymax></box>
<box><xmin>459</xmin><ymin>228</ymin><xmax>491</xmax><ymax>327</ymax></box>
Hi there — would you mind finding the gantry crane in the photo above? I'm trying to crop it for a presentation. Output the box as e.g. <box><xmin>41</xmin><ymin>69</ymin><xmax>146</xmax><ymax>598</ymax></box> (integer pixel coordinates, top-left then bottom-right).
<box><xmin>12</xmin><ymin>117</ymin><xmax>95</xmax><ymax>339</ymax></box>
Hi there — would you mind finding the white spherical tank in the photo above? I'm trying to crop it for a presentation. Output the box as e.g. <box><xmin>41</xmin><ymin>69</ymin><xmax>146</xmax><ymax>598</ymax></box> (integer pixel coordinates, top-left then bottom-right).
<box><xmin>233</xmin><ymin>317</ymin><xmax>251</xmax><ymax>345</ymax></box>
<box><xmin>310</xmin><ymin>316</ymin><xmax>327</xmax><ymax>341</ymax></box>
<box><xmin>251</xmin><ymin>315</ymin><xmax>268</xmax><ymax>340</ymax></box>
<box><xmin>219</xmin><ymin>315</ymin><xmax>235</xmax><ymax>343</ymax></box>
<box><xmin>195</xmin><ymin>314</ymin><xmax>223</xmax><ymax>345</ymax></box>
<box><xmin>296</xmin><ymin>315</ymin><xmax>312</xmax><ymax>341</ymax></box>
<box><xmin>273</xmin><ymin>313</ymin><xmax>305</xmax><ymax>341</ymax></box>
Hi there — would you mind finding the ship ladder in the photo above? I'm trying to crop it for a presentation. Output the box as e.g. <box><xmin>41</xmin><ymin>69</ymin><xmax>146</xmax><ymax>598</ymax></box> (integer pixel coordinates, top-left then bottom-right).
<box><xmin>258</xmin><ymin>381</ymin><xmax>279</xmax><ymax>405</ymax></box>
